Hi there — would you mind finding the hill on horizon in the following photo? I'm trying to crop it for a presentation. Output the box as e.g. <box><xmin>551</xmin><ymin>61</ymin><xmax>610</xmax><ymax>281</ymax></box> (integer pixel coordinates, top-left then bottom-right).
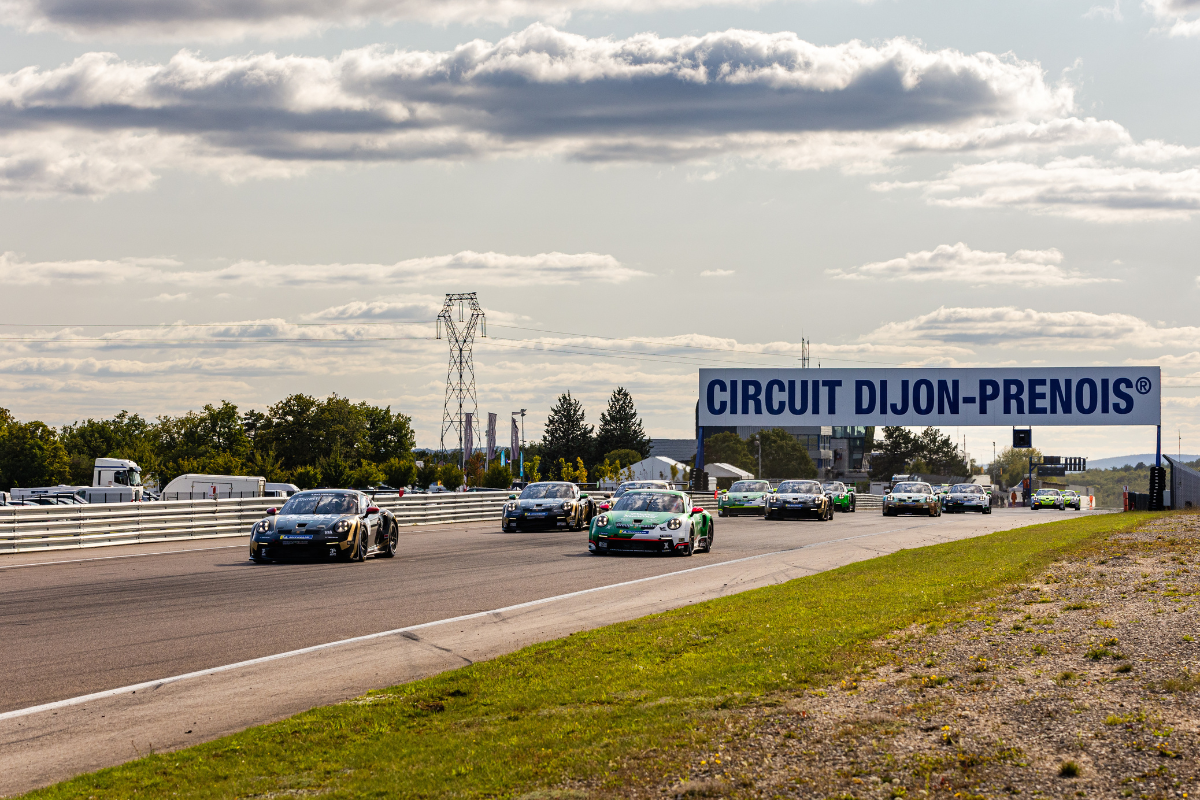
<box><xmin>1086</xmin><ymin>454</ymin><xmax>1200</xmax><ymax>470</ymax></box>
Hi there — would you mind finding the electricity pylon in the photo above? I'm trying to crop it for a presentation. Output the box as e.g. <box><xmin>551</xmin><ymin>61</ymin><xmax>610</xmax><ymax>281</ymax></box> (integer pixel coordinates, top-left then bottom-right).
<box><xmin>437</xmin><ymin>293</ymin><xmax>486</xmax><ymax>468</ymax></box>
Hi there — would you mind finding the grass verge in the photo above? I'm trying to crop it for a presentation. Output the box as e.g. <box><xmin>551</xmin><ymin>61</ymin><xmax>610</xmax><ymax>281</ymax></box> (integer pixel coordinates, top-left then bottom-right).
<box><xmin>26</xmin><ymin>512</ymin><xmax>1165</xmax><ymax>799</ymax></box>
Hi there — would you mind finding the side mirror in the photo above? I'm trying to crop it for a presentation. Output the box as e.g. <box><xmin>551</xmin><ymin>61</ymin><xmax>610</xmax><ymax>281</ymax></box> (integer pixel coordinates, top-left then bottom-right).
<box><xmin>599</xmin><ymin>503</ymin><xmax>611</xmax><ymax>511</ymax></box>
<box><xmin>508</xmin><ymin>494</ymin><xmax>518</xmax><ymax>500</ymax></box>
<box><xmin>266</xmin><ymin>507</ymin><xmax>277</xmax><ymax>515</ymax></box>
<box><xmin>691</xmin><ymin>507</ymin><xmax>704</xmax><ymax>515</ymax></box>
<box><xmin>579</xmin><ymin>493</ymin><xmax>589</xmax><ymax>499</ymax></box>
<box><xmin>366</xmin><ymin>506</ymin><xmax>380</xmax><ymax>515</ymax></box>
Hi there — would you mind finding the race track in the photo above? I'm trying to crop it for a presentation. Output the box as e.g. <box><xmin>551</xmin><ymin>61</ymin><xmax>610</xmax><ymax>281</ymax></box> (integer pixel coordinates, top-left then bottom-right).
<box><xmin>0</xmin><ymin>506</ymin><xmax>1100</xmax><ymax>794</ymax></box>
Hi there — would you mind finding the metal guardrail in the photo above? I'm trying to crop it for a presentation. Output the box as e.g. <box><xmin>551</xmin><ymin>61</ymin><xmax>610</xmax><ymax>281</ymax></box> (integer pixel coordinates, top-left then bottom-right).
<box><xmin>0</xmin><ymin>492</ymin><xmax>510</xmax><ymax>554</ymax></box>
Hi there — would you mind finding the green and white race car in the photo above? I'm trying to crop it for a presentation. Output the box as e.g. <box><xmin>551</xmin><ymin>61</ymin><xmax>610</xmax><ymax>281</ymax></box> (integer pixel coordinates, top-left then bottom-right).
<box><xmin>717</xmin><ymin>479</ymin><xmax>771</xmax><ymax>517</ymax></box>
<box><xmin>1031</xmin><ymin>488</ymin><xmax>1064</xmax><ymax>510</ymax></box>
<box><xmin>822</xmin><ymin>481</ymin><xmax>856</xmax><ymax>512</ymax></box>
<box><xmin>588</xmin><ymin>489</ymin><xmax>713</xmax><ymax>556</ymax></box>
<box><xmin>1060</xmin><ymin>490</ymin><xmax>1082</xmax><ymax>510</ymax></box>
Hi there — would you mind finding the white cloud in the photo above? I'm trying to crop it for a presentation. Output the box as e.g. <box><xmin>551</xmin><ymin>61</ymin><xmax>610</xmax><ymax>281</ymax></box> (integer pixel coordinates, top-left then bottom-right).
<box><xmin>0</xmin><ymin>0</ymin><xmax>789</xmax><ymax>39</ymax></box>
<box><xmin>0</xmin><ymin>249</ymin><xmax>645</xmax><ymax>287</ymax></box>
<box><xmin>1144</xmin><ymin>0</ymin><xmax>1200</xmax><ymax>37</ymax></box>
<box><xmin>876</xmin><ymin>157</ymin><xmax>1200</xmax><ymax>222</ymax></box>
<box><xmin>1085</xmin><ymin>0</ymin><xmax>1123</xmax><ymax>20</ymax></box>
<box><xmin>0</xmin><ymin>27</ymin><xmax>1078</xmax><ymax>196</ymax></box>
<box><xmin>700</xmin><ymin>268</ymin><xmax>735</xmax><ymax>277</ymax></box>
<box><xmin>867</xmin><ymin>306</ymin><xmax>1200</xmax><ymax>351</ymax></box>
<box><xmin>146</xmin><ymin>292</ymin><xmax>188</xmax><ymax>302</ymax></box>
<box><xmin>828</xmin><ymin>242</ymin><xmax>1116</xmax><ymax>285</ymax></box>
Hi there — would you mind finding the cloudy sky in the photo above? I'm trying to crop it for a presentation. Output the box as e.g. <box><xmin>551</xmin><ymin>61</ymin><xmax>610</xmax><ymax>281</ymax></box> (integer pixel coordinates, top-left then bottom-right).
<box><xmin>1</xmin><ymin>0</ymin><xmax>1198</xmax><ymax>462</ymax></box>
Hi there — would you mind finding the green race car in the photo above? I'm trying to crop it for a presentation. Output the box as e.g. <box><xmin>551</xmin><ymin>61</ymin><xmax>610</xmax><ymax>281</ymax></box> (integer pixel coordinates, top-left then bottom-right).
<box><xmin>717</xmin><ymin>479</ymin><xmax>771</xmax><ymax>517</ymax></box>
<box><xmin>588</xmin><ymin>489</ymin><xmax>713</xmax><ymax>556</ymax></box>
<box><xmin>1031</xmin><ymin>488</ymin><xmax>1064</xmax><ymax>510</ymax></box>
<box><xmin>1060</xmin><ymin>490</ymin><xmax>1082</xmax><ymax>510</ymax></box>
<box><xmin>821</xmin><ymin>481</ymin><xmax>856</xmax><ymax>512</ymax></box>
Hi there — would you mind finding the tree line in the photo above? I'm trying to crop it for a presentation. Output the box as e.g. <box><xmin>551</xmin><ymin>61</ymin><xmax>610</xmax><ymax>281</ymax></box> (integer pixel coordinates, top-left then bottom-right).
<box><xmin>521</xmin><ymin>387</ymin><xmax>653</xmax><ymax>484</ymax></box>
<box><xmin>0</xmin><ymin>395</ymin><xmax>424</xmax><ymax>493</ymax></box>
<box><xmin>868</xmin><ymin>426</ymin><xmax>972</xmax><ymax>480</ymax></box>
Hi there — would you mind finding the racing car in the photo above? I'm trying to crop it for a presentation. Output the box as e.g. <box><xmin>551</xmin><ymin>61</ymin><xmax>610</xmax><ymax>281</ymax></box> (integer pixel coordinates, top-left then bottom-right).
<box><xmin>1060</xmin><ymin>490</ymin><xmax>1082</xmax><ymax>510</ymax></box>
<box><xmin>717</xmin><ymin>479</ymin><xmax>771</xmax><ymax>517</ymax></box>
<box><xmin>822</xmin><ymin>481</ymin><xmax>856</xmax><ymax>512</ymax></box>
<box><xmin>502</xmin><ymin>481</ymin><xmax>594</xmax><ymax>531</ymax></box>
<box><xmin>941</xmin><ymin>483</ymin><xmax>991</xmax><ymax>514</ymax></box>
<box><xmin>588</xmin><ymin>489</ymin><xmax>713</xmax><ymax>556</ymax></box>
<box><xmin>883</xmin><ymin>481</ymin><xmax>941</xmax><ymax>517</ymax></box>
<box><xmin>767</xmin><ymin>480</ymin><xmax>833</xmax><ymax>520</ymax></box>
<box><xmin>1031</xmin><ymin>488</ymin><xmax>1064</xmax><ymax>510</ymax></box>
<box><xmin>250</xmin><ymin>489</ymin><xmax>398</xmax><ymax>563</ymax></box>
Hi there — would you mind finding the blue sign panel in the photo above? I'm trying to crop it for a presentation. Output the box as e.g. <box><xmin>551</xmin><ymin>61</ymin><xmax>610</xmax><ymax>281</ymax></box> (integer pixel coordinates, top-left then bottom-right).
<box><xmin>698</xmin><ymin>368</ymin><xmax>1160</xmax><ymax>427</ymax></box>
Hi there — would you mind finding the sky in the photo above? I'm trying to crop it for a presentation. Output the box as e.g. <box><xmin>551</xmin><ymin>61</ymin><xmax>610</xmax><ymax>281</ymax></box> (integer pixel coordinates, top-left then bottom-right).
<box><xmin>1</xmin><ymin>0</ymin><xmax>1199</xmax><ymax>463</ymax></box>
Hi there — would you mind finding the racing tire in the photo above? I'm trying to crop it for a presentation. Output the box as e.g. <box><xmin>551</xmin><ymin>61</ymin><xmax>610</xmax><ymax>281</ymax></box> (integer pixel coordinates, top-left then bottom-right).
<box><xmin>717</xmin><ymin>509</ymin><xmax>727</xmax><ymax>518</ymax></box>
<box><xmin>707</xmin><ymin>519</ymin><xmax>715</xmax><ymax>551</ymax></box>
<box><xmin>983</xmin><ymin>506</ymin><xmax>992</xmax><ymax>514</ymax></box>
<box><xmin>379</xmin><ymin>522</ymin><xmax>398</xmax><ymax>558</ymax></box>
<box><xmin>850</xmin><ymin>498</ymin><xmax>856</xmax><ymax>513</ymax></box>
<box><xmin>676</xmin><ymin>539</ymin><xmax>694</xmax><ymax>557</ymax></box>
<box><xmin>589</xmin><ymin>547</ymin><xmax>606</xmax><ymax>556</ymax></box>
<box><xmin>251</xmin><ymin>551</ymin><xmax>269</xmax><ymax>564</ymax></box>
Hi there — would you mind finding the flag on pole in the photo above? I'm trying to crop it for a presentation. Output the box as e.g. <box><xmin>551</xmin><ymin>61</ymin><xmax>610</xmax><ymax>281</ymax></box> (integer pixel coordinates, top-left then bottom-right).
<box><xmin>486</xmin><ymin>413</ymin><xmax>497</xmax><ymax>462</ymax></box>
<box><xmin>464</xmin><ymin>413</ymin><xmax>473</xmax><ymax>458</ymax></box>
<box><xmin>511</xmin><ymin>416</ymin><xmax>519</xmax><ymax>458</ymax></box>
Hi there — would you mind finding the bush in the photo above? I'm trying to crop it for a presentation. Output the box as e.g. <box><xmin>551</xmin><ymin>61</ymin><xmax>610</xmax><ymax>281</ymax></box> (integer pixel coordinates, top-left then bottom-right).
<box><xmin>483</xmin><ymin>463</ymin><xmax>513</xmax><ymax>489</ymax></box>
<box><xmin>382</xmin><ymin>458</ymin><xmax>418</xmax><ymax>489</ymax></box>
<box><xmin>439</xmin><ymin>464</ymin><xmax>464</xmax><ymax>491</ymax></box>
<box><xmin>292</xmin><ymin>464</ymin><xmax>322</xmax><ymax>490</ymax></box>
<box><xmin>603</xmin><ymin>449</ymin><xmax>643</xmax><ymax>469</ymax></box>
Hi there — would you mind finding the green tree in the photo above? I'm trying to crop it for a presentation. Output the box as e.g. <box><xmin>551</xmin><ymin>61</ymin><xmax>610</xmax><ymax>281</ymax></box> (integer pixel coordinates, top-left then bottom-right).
<box><xmin>703</xmin><ymin>432</ymin><xmax>754</xmax><ymax>473</ymax></box>
<box><xmin>61</xmin><ymin>411</ymin><xmax>152</xmax><ymax>484</ymax></box>
<box><xmin>247</xmin><ymin>448</ymin><xmax>289</xmax><ymax>483</ymax></box>
<box><xmin>319</xmin><ymin>450</ymin><xmax>352</xmax><ymax>488</ymax></box>
<box><xmin>483</xmin><ymin>463</ymin><xmax>513</xmax><ymax>489</ymax></box>
<box><xmin>917</xmin><ymin>427</ymin><xmax>969</xmax><ymax>476</ymax></box>
<box><xmin>0</xmin><ymin>419</ymin><xmax>71</xmax><ymax>490</ymax></box>
<box><xmin>992</xmin><ymin>446</ymin><xmax>1042</xmax><ymax>489</ymax></box>
<box><xmin>869</xmin><ymin>426</ymin><xmax>921</xmax><ymax>480</ymax></box>
<box><xmin>528</xmin><ymin>455</ymin><xmax>542</xmax><ymax>483</ymax></box>
<box><xmin>349</xmin><ymin>460</ymin><xmax>385</xmax><ymax>489</ymax></box>
<box><xmin>439</xmin><ymin>464</ymin><xmax>464</xmax><ymax>491</ymax></box>
<box><xmin>540</xmin><ymin>392</ymin><xmax>594</xmax><ymax>470</ymax></box>
<box><xmin>381</xmin><ymin>457</ymin><xmax>417</xmax><ymax>489</ymax></box>
<box><xmin>595</xmin><ymin>387</ymin><xmax>650</xmax><ymax>460</ymax></box>
<box><xmin>747</xmin><ymin>428</ymin><xmax>817</xmax><ymax>480</ymax></box>
<box><xmin>292</xmin><ymin>464</ymin><xmax>322</xmax><ymax>490</ymax></box>
<box><xmin>362</xmin><ymin>405</ymin><xmax>416</xmax><ymax>463</ymax></box>
<box><xmin>416</xmin><ymin>461</ymin><xmax>440</xmax><ymax>489</ymax></box>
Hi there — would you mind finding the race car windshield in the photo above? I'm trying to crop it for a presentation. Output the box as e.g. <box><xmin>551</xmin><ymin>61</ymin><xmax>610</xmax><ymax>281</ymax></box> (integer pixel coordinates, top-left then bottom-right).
<box><xmin>893</xmin><ymin>483</ymin><xmax>931</xmax><ymax>494</ymax></box>
<box><xmin>279</xmin><ymin>493</ymin><xmax>359</xmax><ymax>515</ymax></box>
<box><xmin>779</xmin><ymin>481</ymin><xmax>823</xmax><ymax>494</ymax></box>
<box><xmin>822</xmin><ymin>483</ymin><xmax>845</xmax><ymax>492</ymax></box>
<box><xmin>520</xmin><ymin>484</ymin><xmax>574</xmax><ymax>500</ymax></box>
<box><xmin>729</xmin><ymin>481</ymin><xmax>770</xmax><ymax>493</ymax></box>
<box><xmin>1036</xmin><ymin>489</ymin><xmax>1060</xmax><ymax>496</ymax></box>
<box><xmin>613</xmin><ymin>493</ymin><xmax>686</xmax><ymax>513</ymax></box>
<box><xmin>952</xmin><ymin>484</ymin><xmax>984</xmax><ymax>494</ymax></box>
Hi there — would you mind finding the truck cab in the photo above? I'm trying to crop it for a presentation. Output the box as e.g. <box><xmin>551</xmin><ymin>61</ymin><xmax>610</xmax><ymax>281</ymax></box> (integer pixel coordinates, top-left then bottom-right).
<box><xmin>91</xmin><ymin>458</ymin><xmax>144</xmax><ymax>501</ymax></box>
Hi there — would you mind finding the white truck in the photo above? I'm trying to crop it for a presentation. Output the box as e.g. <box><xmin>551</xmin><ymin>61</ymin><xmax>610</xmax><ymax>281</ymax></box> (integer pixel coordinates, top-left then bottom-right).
<box><xmin>160</xmin><ymin>474</ymin><xmax>266</xmax><ymax>500</ymax></box>
<box><xmin>10</xmin><ymin>458</ymin><xmax>145</xmax><ymax>504</ymax></box>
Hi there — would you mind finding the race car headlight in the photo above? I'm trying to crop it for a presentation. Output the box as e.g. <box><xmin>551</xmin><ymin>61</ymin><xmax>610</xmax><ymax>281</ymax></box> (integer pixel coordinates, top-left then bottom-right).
<box><xmin>667</xmin><ymin>517</ymin><xmax>683</xmax><ymax>530</ymax></box>
<box><xmin>333</xmin><ymin>519</ymin><xmax>352</xmax><ymax>535</ymax></box>
<box><xmin>595</xmin><ymin>514</ymin><xmax>609</xmax><ymax>528</ymax></box>
<box><xmin>561</xmin><ymin>501</ymin><xmax>573</xmax><ymax>510</ymax></box>
<box><xmin>252</xmin><ymin>519</ymin><xmax>272</xmax><ymax>535</ymax></box>
<box><xmin>505</xmin><ymin>502</ymin><xmax>516</xmax><ymax>512</ymax></box>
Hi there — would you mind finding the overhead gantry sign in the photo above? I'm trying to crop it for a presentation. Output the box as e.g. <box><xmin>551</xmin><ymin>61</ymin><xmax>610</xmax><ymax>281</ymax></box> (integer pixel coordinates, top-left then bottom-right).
<box><xmin>697</xmin><ymin>368</ymin><xmax>1161</xmax><ymax>427</ymax></box>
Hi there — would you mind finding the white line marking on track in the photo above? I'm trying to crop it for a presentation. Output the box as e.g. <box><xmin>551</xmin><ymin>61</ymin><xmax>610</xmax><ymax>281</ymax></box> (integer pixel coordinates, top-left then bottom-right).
<box><xmin>0</xmin><ymin>524</ymin><xmax>934</xmax><ymax>722</ymax></box>
<box><xmin>0</xmin><ymin>544</ymin><xmax>247</xmax><ymax>570</ymax></box>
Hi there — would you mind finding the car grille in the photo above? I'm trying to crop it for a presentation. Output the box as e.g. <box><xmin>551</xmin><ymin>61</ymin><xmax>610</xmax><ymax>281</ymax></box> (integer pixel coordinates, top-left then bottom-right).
<box><xmin>605</xmin><ymin>539</ymin><xmax>670</xmax><ymax>552</ymax></box>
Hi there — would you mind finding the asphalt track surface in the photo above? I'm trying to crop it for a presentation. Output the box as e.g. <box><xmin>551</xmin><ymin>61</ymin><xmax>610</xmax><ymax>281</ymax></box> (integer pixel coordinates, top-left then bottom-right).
<box><xmin>0</xmin><ymin>506</ymin><xmax>1083</xmax><ymax>716</ymax></box>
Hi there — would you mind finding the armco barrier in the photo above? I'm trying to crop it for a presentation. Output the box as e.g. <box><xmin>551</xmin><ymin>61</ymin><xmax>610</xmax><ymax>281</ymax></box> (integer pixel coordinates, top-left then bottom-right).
<box><xmin>0</xmin><ymin>492</ymin><xmax>509</xmax><ymax>554</ymax></box>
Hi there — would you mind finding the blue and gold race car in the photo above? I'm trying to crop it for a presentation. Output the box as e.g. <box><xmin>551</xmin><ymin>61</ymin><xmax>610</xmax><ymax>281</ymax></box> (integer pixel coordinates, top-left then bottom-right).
<box><xmin>767</xmin><ymin>480</ymin><xmax>833</xmax><ymax>520</ymax></box>
<box><xmin>588</xmin><ymin>489</ymin><xmax>713</xmax><ymax>556</ymax></box>
<box><xmin>717</xmin><ymin>479</ymin><xmax>771</xmax><ymax>517</ymax></box>
<box><xmin>250</xmin><ymin>489</ymin><xmax>397</xmax><ymax>563</ymax></box>
<box><xmin>942</xmin><ymin>483</ymin><xmax>991</xmax><ymax>514</ymax></box>
<box><xmin>1031</xmin><ymin>488</ymin><xmax>1064</xmax><ymax>510</ymax></box>
<box><xmin>883</xmin><ymin>481</ymin><xmax>941</xmax><ymax>517</ymax></box>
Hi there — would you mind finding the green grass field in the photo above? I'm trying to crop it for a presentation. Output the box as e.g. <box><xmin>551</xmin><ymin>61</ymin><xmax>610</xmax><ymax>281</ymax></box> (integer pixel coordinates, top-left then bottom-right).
<box><xmin>25</xmin><ymin>512</ymin><xmax>1165</xmax><ymax>799</ymax></box>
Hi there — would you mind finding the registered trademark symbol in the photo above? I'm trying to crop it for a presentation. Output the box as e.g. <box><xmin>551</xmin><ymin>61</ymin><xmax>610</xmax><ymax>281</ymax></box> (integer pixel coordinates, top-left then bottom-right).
<box><xmin>1136</xmin><ymin>377</ymin><xmax>1152</xmax><ymax>395</ymax></box>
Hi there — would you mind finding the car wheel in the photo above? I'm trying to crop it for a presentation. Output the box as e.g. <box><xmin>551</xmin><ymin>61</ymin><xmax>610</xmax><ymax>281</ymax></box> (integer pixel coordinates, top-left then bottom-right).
<box><xmin>706</xmin><ymin>519</ymin><xmax>715</xmax><ymax>551</ymax></box>
<box><xmin>850</xmin><ymin>498</ymin><xmax>856</xmax><ymax>512</ymax></box>
<box><xmin>717</xmin><ymin>509</ymin><xmax>726</xmax><ymax>518</ymax></box>
<box><xmin>379</xmin><ymin>522</ymin><xmax>398</xmax><ymax>558</ymax></box>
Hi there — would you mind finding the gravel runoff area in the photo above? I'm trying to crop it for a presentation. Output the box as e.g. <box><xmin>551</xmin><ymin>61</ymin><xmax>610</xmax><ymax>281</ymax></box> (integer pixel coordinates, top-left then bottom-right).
<box><xmin>582</xmin><ymin>513</ymin><xmax>1200</xmax><ymax>800</ymax></box>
